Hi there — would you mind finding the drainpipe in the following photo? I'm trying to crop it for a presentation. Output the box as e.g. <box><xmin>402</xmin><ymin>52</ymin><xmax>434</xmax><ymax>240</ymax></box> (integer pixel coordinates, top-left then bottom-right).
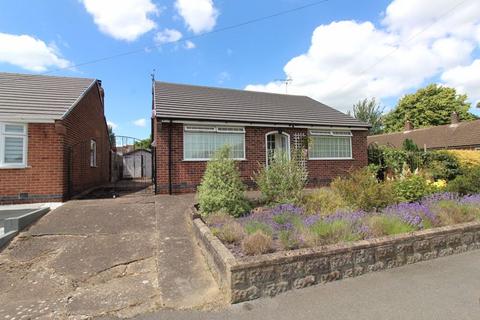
<box><xmin>168</xmin><ymin>120</ymin><xmax>173</xmax><ymax>195</ymax></box>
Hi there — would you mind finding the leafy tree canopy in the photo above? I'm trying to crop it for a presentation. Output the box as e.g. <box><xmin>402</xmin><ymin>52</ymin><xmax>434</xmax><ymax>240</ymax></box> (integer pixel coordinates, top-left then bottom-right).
<box><xmin>349</xmin><ymin>98</ymin><xmax>384</xmax><ymax>135</ymax></box>
<box><xmin>134</xmin><ymin>137</ymin><xmax>152</xmax><ymax>150</ymax></box>
<box><xmin>383</xmin><ymin>84</ymin><xmax>477</xmax><ymax>133</ymax></box>
<box><xmin>108</xmin><ymin>125</ymin><xmax>116</xmax><ymax>147</ymax></box>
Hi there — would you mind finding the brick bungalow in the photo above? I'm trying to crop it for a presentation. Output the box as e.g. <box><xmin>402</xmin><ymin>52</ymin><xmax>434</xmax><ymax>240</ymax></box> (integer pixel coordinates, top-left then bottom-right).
<box><xmin>151</xmin><ymin>81</ymin><xmax>370</xmax><ymax>194</ymax></box>
<box><xmin>368</xmin><ymin>113</ymin><xmax>480</xmax><ymax>150</ymax></box>
<box><xmin>0</xmin><ymin>72</ymin><xmax>111</xmax><ymax>204</ymax></box>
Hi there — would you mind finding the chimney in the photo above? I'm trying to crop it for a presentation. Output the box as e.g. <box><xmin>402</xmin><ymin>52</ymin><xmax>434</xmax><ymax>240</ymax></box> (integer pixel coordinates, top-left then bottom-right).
<box><xmin>98</xmin><ymin>80</ymin><xmax>105</xmax><ymax>107</ymax></box>
<box><xmin>451</xmin><ymin>111</ymin><xmax>459</xmax><ymax>125</ymax></box>
<box><xmin>404</xmin><ymin>120</ymin><xmax>413</xmax><ymax>131</ymax></box>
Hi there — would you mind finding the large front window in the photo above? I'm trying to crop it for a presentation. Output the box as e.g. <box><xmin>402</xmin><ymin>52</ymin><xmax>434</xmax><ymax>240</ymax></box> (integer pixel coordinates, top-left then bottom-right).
<box><xmin>183</xmin><ymin>125</ymin><xmax>245</xmax><ymax>160</ymax></box>
<box><xmin>309</xmin><ymin>130</ymin><xmax>352</xmax><ymax>159</ymax></box>
<box><xmin>0</xmin><ymin>122</ymin><xmax>28</xmax><ymax>167</ymax></box>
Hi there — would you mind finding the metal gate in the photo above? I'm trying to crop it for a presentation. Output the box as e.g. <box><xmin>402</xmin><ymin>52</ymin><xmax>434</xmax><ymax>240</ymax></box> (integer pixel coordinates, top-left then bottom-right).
<box><xmin>68</xmin><ymin>136</ymin><xmax>153</xmax><ymax>199</ymax></box>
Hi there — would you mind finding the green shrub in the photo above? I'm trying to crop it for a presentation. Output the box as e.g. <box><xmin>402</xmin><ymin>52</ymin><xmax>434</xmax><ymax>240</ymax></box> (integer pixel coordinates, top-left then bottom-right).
<box><xmin>279</xmin><ymin>230</ymin><xmax>303</xmax><ymax>250</ymax></box>
<box><xmin>331</xmin><ymin>168</ymin><xmax>398</xmax><ymax>211</ymax></box>
<box><xmin>254</xmin><ymin>152</ymin><xmax>307</xmax><ymax>205</ymax></box>
<box><xmin>198</xmin><ymin>146</ymin><xmax>251</xmax><ymax>217</ymax></box>
<box><xmin>244</xmin><ymin>220</ymin><xmax>273</xmax><ymax>236</ymax></box>
<box><xmin>302</xmin><ymin>188</ymin><xmax>349</xmax><ymax>215</ymax></box>
<box><xmin>393</xmin><ymin>174</ymin><xmax>435</xmax><ymax>202</ymax></box>
<box><xmin>367</xmin><ymin>215</ymin><xmax>416</xmax><ymax>237</ymax></box>
<box><xmin>423</xmin><ymin>151</ymin><xmax>462</xmax><ymax>181</ymax></box>
<box><xmin>447</xmin><ymin>166</ymin><xmax>480</xmax><ymax>195</ymax></box>
<box><xmin>431</xmin><ymin>201</ymin><xmax>480</xmax><ymax>226</ymax></box>
<box><xmin>241</xmin><ymin>230</ymin><xmax>273</xmax><ymax>255</ymax></box>
<box><xmin>305</xmin><ymin>220</ymin><xmax>360</xmax><ymax>246</ymax></box>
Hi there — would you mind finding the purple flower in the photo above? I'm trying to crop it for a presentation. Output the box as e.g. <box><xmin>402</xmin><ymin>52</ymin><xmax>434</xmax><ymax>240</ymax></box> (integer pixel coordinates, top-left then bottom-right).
<box><xmin>382</xmin><ymin>202</ymin><xmax>436</xmax><ymax>229</ymax></box>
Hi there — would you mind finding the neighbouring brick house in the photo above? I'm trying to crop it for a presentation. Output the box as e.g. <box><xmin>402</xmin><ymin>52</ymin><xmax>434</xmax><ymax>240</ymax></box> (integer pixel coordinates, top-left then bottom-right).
<box><xmin>152</xmin><ymin>81</ymin><xmax>370</xmax><ymax>194</ymax></box>
<box><xmin>368</xmin><ymin>113</ymin><xmax>480</xmax><ymax>150</ymax></box>
<box><xmin>0</xmin><ymin>72</ymin><xmax>111</xmax><ymax>204</ymax></box>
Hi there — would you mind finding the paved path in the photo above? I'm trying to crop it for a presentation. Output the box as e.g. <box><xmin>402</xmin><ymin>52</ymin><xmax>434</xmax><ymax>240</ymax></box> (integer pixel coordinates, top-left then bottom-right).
<box><xmin>0</xmin><ymin>194</ymin><xmax>222</xmax><ymax>319</ymax></box>
<box><xmin>134</xmin><ymin>250</ymin><xmax>480</xmax><ymax>320</ymax></box>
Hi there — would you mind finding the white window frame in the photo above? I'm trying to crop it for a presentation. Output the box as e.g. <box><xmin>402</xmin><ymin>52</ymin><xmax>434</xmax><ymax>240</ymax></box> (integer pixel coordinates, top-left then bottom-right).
<box><xmin>0</xmin><ymin>122</ymin><xmax>28</xmax><ymax>168</ymax></box>
<box><xmin>183</xmin><ymin>125</ymin><xmax>246</xmax><ymax>161</ymax></box>
<box><xmin>308</xmin><ymin>129</ymin><xmax>353</xmax><ymax>160</ymax></box>
<box><xmin>90</xmin><ymin>139</ymin><xmax>97</xmax><ymax>167</ymax></box>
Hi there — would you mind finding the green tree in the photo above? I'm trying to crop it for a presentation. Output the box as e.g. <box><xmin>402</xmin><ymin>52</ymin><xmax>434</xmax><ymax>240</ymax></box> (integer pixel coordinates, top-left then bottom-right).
<box><xmin>349</xmin><ymin>98</ymin><xmax>384</xmax><ymax>135</ymax></box>
<box><xmin>134</xmin><ymin>137</ymin><xmax>152</xmax><ymax>150</ymax></box>
<box><xmin>383</xmin><ymin>84</ymin><xmax>477</xmax><ymax>133</ymax></box>
<box><xmin>108</xmin><ymin>125</ymin><xmax>116</xmax><ymax>147</ymax></box>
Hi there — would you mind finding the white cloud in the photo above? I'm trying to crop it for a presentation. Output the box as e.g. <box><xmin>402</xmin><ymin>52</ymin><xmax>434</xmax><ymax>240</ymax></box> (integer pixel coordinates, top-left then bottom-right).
<box><xmin>175</xmin><ymin>0</ymin><xmax>219</xmax><ymax>34</ymax></box>
<box><xmin>107</xmin><ymin>121</ymin><xmax>118</xmax><ymax>129</ymax></box>
<box><xmin>154</xmin><ymin>28</ymin><xmax>183</xmax><ymax>45</ymax></box>
<box><xmin>217</xmin><ymin>71</ymin><xmax>231</xmax><ymax>84</ymax></box>
<box><xmin>133</xmin><ymin>118</ymin><xmax>147</xmax><ymax>127</ymax></box>
<box><xmin>185</xmin><ymin>40</ymin><xmax>196</xmax><ymax>49</ymax></box>
<box><xmin>246</xmin><ymin>0</ymin><xmax>480</xmax><ymax>112</ymax></box>
<box><xmin>442</xmin><ymin>59</ymin><xmax>480</xmax><ymax>104</ymax></box>
<box><xmin>81</xmin><ymin>0</ymin><xmax>158</xmax><ymax>41</ymax></box>
<box><xmin>0</xmin><ymin>33</ymin><xmax>71</xmax><ymax>72</ymax></box>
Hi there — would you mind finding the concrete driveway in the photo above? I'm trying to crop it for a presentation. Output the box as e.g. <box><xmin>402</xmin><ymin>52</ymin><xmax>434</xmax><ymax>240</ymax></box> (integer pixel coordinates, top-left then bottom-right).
<box><xmin>0</xmin><ymin>194</ymin><xmax>223</xmax><ymax>319</ymax></box>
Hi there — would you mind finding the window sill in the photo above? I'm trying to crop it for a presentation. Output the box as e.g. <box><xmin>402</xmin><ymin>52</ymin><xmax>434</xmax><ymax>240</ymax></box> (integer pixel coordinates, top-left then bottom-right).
<box><xmin>0</xmin><ymin>165</ymin><xmax>30</xmax><ymax>169</ymax></box>
<box><xmin>308</xmin><ymin>158</ymin><xmax>354</xmax><ymax>161</ymax></box>
<box><xmin>183</xmin><ymin>158</ymin><xmax>247</xmax><ymax>162</ymax></box>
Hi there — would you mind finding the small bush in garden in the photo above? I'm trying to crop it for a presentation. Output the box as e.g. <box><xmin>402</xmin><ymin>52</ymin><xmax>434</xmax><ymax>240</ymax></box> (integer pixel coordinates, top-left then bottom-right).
<box><xmin>393</xmin><ymin>174</ymin><xmax>436</xmax><ymax>202</ymax></box>
<box><xmin>302</xmin><ymin>188</ymin><xmax>349</xmax><ymax>216</ymax></box>
<box><xmin>254</xmin><ymin>152</ymin><xmax>307</xmax><ymax>205</ymax></box>
<box><xmin>446</xmin><ymin>150</ymin><xmax>480</xmax><ymax>169</ymax></box>
<box><xmin>431</xmin><ymin>201</ymin><xmax>480</xmax><ymax>226</ymax></box>
<box><xmin>447</xmin><ymin>166</ymin><xmax>480</xmax><ymax>195</ymax></box>
<box><xmin>367</xmin><ymin>215</ymin><xmax>416</xmax><ymax>237</ymax></box>
<box><xmin>279</xmin><ymin>230</ymin><xmax>304</xmax><ymax>250</ymax></box>
<box><xmin>331</xmin><ymin>168</ymin><xmax>398</xmax><ymax>211</ymax></box>
<box><xmin>205</xmin><ymin>210</ymin><xmax>234</xmax><ymax>227</ymax></box>
<box><xmin>198</xmin><ymin>146</ymin><xmax>251</xmax><ymax>217</ymax></box>
<box><xmin>214</xmin><ymin>221</ymin><xmax>245</xmax><ymax>244</ymax></box>
<box><xmin>241</xmin><ymin>230</ymin><xmax>273</xmax><ymax>255</ymax></box>
<box><xmin>305</xmin><ymin>219</ymin><xmax>360</xmax><ymax>246</ymax></box>
<box><xmin>423</xmin><ymin>151</ymin><xmax>462</xmax><ymax>181</ymax></box>
<box><xmin>244</xmin><ymin>220</ymin><xmax>273</xmax><ymax>236</ymax></box>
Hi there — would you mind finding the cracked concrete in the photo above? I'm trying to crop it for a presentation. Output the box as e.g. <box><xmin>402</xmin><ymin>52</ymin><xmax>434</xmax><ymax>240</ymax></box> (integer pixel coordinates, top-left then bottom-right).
<box><xmin>0</xmin><ymin>194</ymin><xmax>224</xmax><ymax>319</ymax></box>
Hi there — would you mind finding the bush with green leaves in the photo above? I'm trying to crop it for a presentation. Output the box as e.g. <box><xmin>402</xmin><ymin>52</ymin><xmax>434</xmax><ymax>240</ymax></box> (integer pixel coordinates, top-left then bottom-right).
<box><xmin>254</xmin><ymin>151</ymin><xmax>307</xmax><ymax>205</ymax></box>
<box><xmin>423</xmin><ymin>151</ymin><xmax>462</xmax><ymax>181</ymax></box>
<box><xmin>393</xmin><ymin>174</ymin><xmax>436</xmax><ymax>202</ymax></box>
<box><xmin>331</xmin><ymin>167</ymin><xmax>398</xmax><ymax>211</ymax></box>
<box><xmin>302</xmin><ymin>188</ymin><xmax>350</xmax><ymax>216</ymax></box>
<box><xmin>198</xmin><ymin>146</ymin><xmax>251</xmax><ymax>217</ymax></box>
<box><xmin>447</xmin><ymin>166</ymin><xmax>480</xmax><ymax>195</ymax></box>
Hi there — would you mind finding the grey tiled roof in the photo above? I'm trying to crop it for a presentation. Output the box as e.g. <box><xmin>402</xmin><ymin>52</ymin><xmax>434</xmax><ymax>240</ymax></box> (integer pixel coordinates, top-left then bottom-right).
<box><xmin>154</xmin><ymin>81</ymin><xmax>370</xmax><ymax>128</ymax></box>
<box><xmin>0</xmin><ymin>72</ymin><xmax>96</xmax><ymax>122</ymax></box>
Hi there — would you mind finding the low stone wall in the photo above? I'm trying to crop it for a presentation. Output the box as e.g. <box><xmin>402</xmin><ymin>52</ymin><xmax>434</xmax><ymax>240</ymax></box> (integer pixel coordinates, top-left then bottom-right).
<box><xmin>190</xmin><ymin>206</ymin><xmax>480</xmax><ymax>303</ymax></box>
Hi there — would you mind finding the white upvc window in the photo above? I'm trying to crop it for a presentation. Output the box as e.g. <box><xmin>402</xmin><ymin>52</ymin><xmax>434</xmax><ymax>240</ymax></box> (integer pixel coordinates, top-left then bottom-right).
<box><xmin>184</xmin><ymin>125</ymin><xmax>245</xmax><ymax>160</ymax></box>
<box><xmin>90</xmin><ymin>139</ymin><xmax>97</xmax><ymax>167</ymax></box>
<box><xmin>0</xmin><ymin>122</ymin><xmax>28</xmax><ymax>168</ymax></box>
<box><xmin>309</xmin><ymin>130</ymin><xmax>353</xmax><ymax>160</ymax></box>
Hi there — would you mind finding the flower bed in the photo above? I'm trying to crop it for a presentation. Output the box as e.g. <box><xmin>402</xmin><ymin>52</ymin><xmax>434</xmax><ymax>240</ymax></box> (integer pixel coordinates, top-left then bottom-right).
<box><xmin>205</xmin><ymin>193</ymin><xmax>480</xmax><ymax>258</ymax></box>
<box><xmin>191</xmin><ymin>203</ymin><xmax>480</xmax><ymax>303</ymax></box>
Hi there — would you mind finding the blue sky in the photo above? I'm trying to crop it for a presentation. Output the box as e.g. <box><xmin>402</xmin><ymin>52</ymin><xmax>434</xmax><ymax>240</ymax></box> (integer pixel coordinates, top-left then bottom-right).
<box><xmin>1</xmin><ymin>0</ymin><xmax>479</xmax><ymax>139</ymax></box>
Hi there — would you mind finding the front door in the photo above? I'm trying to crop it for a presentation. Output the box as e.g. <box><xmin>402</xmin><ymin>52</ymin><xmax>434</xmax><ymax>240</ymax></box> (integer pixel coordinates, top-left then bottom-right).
<box><xmin>266</xmin><ymin>132</ymin><xmax>290</xmax><ymax>166</ymax></box>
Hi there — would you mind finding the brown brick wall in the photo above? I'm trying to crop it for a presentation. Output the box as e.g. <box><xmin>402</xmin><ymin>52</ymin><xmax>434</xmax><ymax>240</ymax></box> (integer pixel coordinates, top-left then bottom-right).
<box><xmin>62</xmin><ymin>84</ymin><xmax>110</xmax><ymax>195</ymax></box>
<box><xmin>0</xmin><ymin>83</ymin><xmax>110</xmax><ymax>204</ymax></box>
<box><xmin>0</xmin><ymin>123</ymin><xmax>65</xmax><ymax>204</ymax></box>
<box><xmin>155</xmin><ymin>122</ymin><xmax>367</xmax><ymax>194</ymax></box>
